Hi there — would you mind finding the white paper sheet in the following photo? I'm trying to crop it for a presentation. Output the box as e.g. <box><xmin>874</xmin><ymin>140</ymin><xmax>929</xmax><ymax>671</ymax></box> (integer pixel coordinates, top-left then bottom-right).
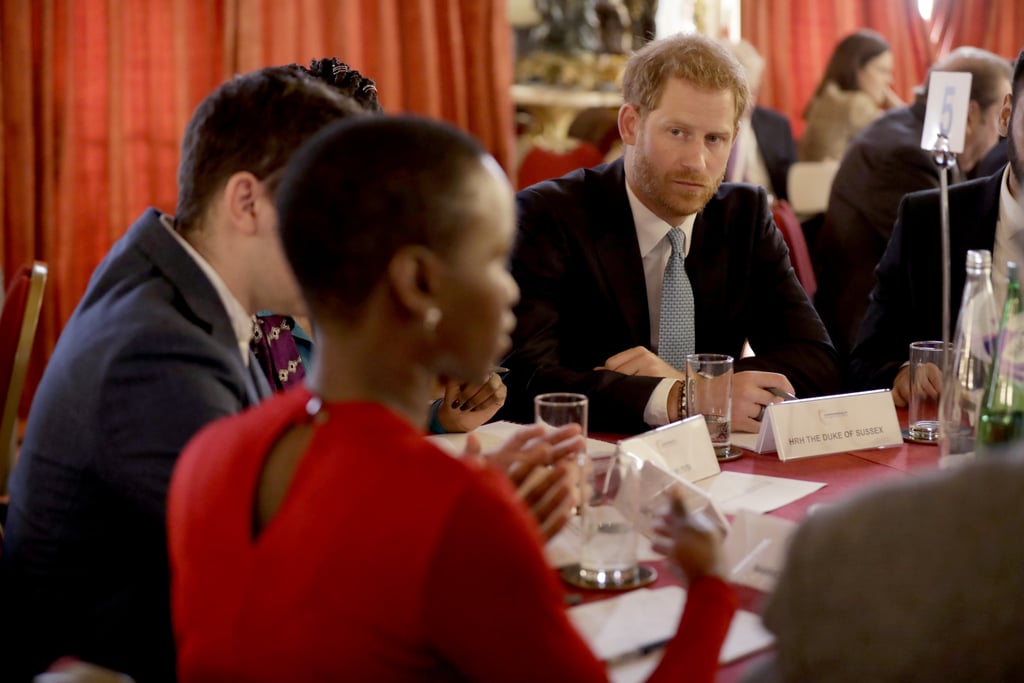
<box><xmin>692</xmin><ymin>471</ymin><xmax>826</xmax><ymax>514</ymax></box>
<box><xmin>568</xmin><ymin>586</ymin><xmax>775</xmax><ymax>683</ymax></box>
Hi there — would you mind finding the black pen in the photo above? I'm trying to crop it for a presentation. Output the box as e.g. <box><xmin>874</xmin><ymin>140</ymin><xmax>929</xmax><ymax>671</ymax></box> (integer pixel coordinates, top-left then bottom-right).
<box><xmin>768</xmin><ymin>387</ymin><xmax>797</xmax><ymax>401</ymax></box>
<box><xmin>605</xmin><ymin>637</ymin><xmax>672</xmax><ymax>665</ymax></box>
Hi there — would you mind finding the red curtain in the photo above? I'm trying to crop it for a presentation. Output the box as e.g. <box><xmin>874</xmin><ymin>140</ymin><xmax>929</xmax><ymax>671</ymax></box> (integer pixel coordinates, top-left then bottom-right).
<box><xmin>929</xmin><ymin>0</ymin><xmax>1024</xmax><ymax>60</ymax></box>
<box><xmin>743</xmin><ymin>0</ymin><xmax>935</xmax><ymax>138</ymax></box>
<box><xmin>0</xmin><ymin>0</ymin><xmax>513</xmax><ymax>415</ymax></box>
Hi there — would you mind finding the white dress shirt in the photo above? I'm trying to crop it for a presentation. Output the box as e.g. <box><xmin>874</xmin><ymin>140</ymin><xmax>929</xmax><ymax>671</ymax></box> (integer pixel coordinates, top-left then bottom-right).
<box><xmin>160</xmin><ymin>213</ymin><xmax>255</xmax><ymax>366</ymax></box>
<box><xmin>729</xmin><ymin>119</ymin><xmax>774</xmax><ymax>199</ymax></box>
<box><xmin>625</xmin><ymin>182</ymin><xmax>697</xmax><ymax>426</ymax></box>
<box><xmin>991</xmin><ymin>164</ymin><xmax>1024</xmax><ymax>313</ymax></box>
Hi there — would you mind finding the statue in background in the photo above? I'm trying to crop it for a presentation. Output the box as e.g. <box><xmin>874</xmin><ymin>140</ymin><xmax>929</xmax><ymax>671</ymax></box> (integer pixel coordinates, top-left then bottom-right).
<box><xmin>518</xmin><ymin>0</ymin><xmax>659</xmax><ymax>88</ymax></box>
<box><xmin>528</xmin><ymin>0</ymin><xmax>658</xmax><ymax>55</ymax></box>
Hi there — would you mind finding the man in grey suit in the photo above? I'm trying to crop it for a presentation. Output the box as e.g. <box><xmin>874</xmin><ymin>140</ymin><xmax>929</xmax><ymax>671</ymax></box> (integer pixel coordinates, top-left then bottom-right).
<box><xmin>741</xmin><ymin>452</ymin><xmax>1024</xmax><ymax>683</ymax></box>
<box><xmin>1</xmin><ymin>67</ymin><xmax>362</xmax><ymax>682</ymax></box>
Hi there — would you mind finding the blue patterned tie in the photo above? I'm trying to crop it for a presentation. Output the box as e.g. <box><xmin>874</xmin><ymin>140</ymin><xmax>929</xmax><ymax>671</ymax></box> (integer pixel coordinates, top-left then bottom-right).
<box><xmin>658</xmin><ymin>227</ymin><xmax>695</xmax><ymax>370</ymax></box>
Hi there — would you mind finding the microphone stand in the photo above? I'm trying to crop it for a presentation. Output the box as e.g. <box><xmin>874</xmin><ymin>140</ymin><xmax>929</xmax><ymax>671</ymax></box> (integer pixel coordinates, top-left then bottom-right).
<box><xmin>932</xmin><ymin>133</ymin><xmax>956</xmax><ymax>453</ymax></box>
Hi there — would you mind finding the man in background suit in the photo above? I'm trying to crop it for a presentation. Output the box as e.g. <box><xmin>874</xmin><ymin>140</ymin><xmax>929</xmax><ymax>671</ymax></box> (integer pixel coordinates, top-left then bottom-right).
<box><xmin>813</xmin><ymin>47</ymin><xmax>1011</xmax><ymax>359</ymax></box>
<box><xmin>725</xmin><ymin>39</ymin><xmax>797</xmax><ymax>203</ymax></box>
<box><xmin>502</xmin><ymin>33</ymin><xmax>839</xmax><ymax>434</ymax></box>
<box><xmin>1</xmin><ymin>67</ymin><xmax>362</xmax><ymax>682</ymax></box>
<box><xmin>849</xmin><ymin>47</ymin><xmax>1024</xmax><ymax>402</ymax></box>
<box><xmin>742</xmin><ymin>49</ymin><xmax>1024</xmax><ymax>682</ymax></box>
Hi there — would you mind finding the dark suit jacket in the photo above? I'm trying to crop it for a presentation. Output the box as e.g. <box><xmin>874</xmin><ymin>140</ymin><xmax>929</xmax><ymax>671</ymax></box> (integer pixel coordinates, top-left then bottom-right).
<box><xmin>848</xmin><ymin>171</ymin><xmax>1002</xmax><ymax>391</ymax></box>
<box><xmin>501</xmin><ymin>158</ymin><xmax>839</xmax><ymax>434</ymax></box>
<box><xmin>2</xmin><ymin>209</ymin><xmax>268</xmax><ymax>682</ymax></box>
<box><xmin>751</xmin><ymin>106</ymin><xmax>797</xmax><ymax>203</ymax></box>
<box><xmin>743</xmin><ymin>450</ymin><xmax>1024</xmax><ymax>683</ymax></box>
<box><xmin>812</xmin><ymin>95</ymin><xmax>949</xmax><ymax>360</ymax></box>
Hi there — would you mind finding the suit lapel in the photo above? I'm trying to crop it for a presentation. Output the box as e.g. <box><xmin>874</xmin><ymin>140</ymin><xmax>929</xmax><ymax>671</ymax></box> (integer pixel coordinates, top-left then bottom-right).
<box><xmin>587</xmin><ymin>160</ymin><xmax>652</xmax><ymax>347</ymax></box>
<box><xmin>131</xmin><ymin>209</ymin><xmax>259</xmax><ymax>405</ymax></box>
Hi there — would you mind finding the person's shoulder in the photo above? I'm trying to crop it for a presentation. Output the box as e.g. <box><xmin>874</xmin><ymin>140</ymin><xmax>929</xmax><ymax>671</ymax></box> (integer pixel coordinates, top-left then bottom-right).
<box><xmin>752</xmin><ymin>105</ymin><xmax>791</xmax><ymax>129</ymax></box>
<box><xmin>902</xmin><ymin>171</ymin><xmax>996</xmax><ymax>208</ymax></box>
<box><xmin>518</xmin><ymin>159</ymin><xmax>621</xmax><ymax>197</ymax></box>
<box><xmin>710</xmin><ymin>181</ymin><xmax>767</xmax><ymax>207</ymax></box>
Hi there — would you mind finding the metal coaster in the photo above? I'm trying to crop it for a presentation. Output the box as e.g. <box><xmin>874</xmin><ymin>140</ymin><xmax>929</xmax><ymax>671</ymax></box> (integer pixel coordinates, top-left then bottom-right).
<box><xmin>559</xmin><ymin>563</ymin><xmax>657</xmax><ymax>591</ymax></box>
<box><xmin>901</xmin><ymin>428</ymin><xmax>940</xmax><ymax>445</ymax></box>
<box><xmin>716</xmin><ymin>446</ymin><xmax>744</xmax><ymax>462</ymax></box>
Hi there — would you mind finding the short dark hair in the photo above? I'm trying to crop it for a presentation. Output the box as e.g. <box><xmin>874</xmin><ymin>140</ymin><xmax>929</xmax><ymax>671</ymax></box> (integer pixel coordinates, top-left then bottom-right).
<box><xmin>816</xmin><ymin>29</ymin><xmax>891</xmax><ymax>95</ymax></box>
<box><xmin>1014</xmin><ymin>47</ymin><xmax>1024</xmax><ymax>101</ymax></box>
<box><xmin>928</xmin><ymin>46</ymin><xmax>1012</xmax><ymax>111</ymax></box>
<box><xmin>302</xmin><ymin>57</ymin><xmax>383</xmax><ymax>113</ymax></box>
<box><xmin>277</xmin><ymin>116</ymin><xmax>487</xmax><ymax>322</ymax></box>
<box><xmin>174</xmin><ymin>65</ymin><xmax>364</xmax><ymax>232</ymax></box>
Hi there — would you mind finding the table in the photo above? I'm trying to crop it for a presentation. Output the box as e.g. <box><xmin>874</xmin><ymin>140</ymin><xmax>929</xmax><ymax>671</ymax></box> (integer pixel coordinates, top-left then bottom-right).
<box><xmin>590</xmin><ymin>413</ymin><xmax>943</xmax><ymax>681</ymax></box>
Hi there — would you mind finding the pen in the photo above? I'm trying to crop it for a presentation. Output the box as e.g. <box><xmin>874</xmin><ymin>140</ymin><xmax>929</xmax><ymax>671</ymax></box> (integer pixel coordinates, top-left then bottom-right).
<box><xmin>768</xmin><ymin>387</ymin><xmax>797</xmax><ymax>401</ymax></box>
<box><xmin>605</xmin><ymin>637</ymin><xmax>672</xmax><ymax>666</ymax></box>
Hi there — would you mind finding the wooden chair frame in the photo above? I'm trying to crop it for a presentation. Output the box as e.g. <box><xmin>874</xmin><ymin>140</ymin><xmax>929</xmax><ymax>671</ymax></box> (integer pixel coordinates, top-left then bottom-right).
<box><xmin>0</xmin><ymin>262</ymin><xmax>47</xmax><ymax>491</ymax></box>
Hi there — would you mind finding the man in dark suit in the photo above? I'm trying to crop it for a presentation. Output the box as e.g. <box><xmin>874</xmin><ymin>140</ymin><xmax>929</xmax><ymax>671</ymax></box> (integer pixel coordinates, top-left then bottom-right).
<box><xmin>849</xmin><ymin>47</ymin><xmax>1024</xmax><ymax>403</ymax></box>
<box><xmin>813</xmin><ymin>47</ymin><xmax>1011</xmax><ymax>359</ymax></box>
<box><xmin>749</xmin><ymin>106</ymin><xmax>798</xmax><ymax>202</ymax></box>
<box><xmin>502</xmin><ymin>33</ymin><xmax>839</xmax><ymax>435</ymax></box>
<box><xmin>1</xmin><ymin>68</ymin><xmax>362</xmax><ymax>682</ymax></box>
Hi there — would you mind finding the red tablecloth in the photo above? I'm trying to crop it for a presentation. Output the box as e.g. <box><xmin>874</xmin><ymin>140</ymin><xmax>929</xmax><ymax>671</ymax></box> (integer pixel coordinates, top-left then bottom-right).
<box><xmin>593</xmin><ymin>412</ymin><xmax>942</xmax><ymax>682</ymax></box>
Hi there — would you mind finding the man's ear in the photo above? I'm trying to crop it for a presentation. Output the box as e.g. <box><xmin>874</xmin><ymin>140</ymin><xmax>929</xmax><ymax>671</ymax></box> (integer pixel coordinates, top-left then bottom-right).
<box><xmin>386</xmin><ymin>245</ymin><xmax>443</xmax><ymax>321</ymax></box>
<box><xmin>998</xmin><ymin>92</ymin><xmax>1013</xmax><ymax>137</ymax></box>
<box><xmin>222</xmin><ymin>171</ymin><xmax>262</xmax><ymax>236</ymax></box>
<box><xmin>965</xmin><ymin>99</ymin><xmax>982</xmax><ymax>137</ymax></box>
<box><xmin>618</xmin><ymin>103</ymin><xmax>641</xmax><ymax>145</ymax></box>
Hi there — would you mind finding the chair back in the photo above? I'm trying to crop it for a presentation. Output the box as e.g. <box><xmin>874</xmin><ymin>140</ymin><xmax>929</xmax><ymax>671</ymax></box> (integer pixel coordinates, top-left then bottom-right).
<box><xmin>0</xmin><ymin>262</ymin><xmax>47</xmax><ymax>488</ymax></box>
<box><xmin>771</xmin><ymin>200</ymin><xmax>817</xmax><ymax>298</ymax></box>
<box><xmin>517</xmin><ymin>141</ymin><xmax>604</xmax><ymax>189</ymax></box>
<box><xmin>787</xmin><ymin>160</ymin><xmax>839</xmax><ymax>217</ymax></box>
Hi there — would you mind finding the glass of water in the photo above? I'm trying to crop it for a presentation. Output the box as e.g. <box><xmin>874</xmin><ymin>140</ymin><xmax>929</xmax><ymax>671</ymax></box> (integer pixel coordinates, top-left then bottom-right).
<box><xmin>685</xmin><ymin>353</ymin><xmax>735</xmax><ymax>460</ymax></box>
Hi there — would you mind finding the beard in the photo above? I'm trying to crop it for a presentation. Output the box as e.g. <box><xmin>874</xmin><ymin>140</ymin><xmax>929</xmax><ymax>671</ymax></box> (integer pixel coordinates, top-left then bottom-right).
<box><xmin>630</xmin><ymin>146</ymin><xmax>724</xmax><ymax>224</ymax></box>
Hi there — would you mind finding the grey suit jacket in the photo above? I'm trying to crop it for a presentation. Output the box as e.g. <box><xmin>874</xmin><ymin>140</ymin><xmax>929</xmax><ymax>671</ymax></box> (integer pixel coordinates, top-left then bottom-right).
<box><xmin>742</xmin><ymin>451</ymin><xmax>1024</xmax><ymax>683</ymax></box>
<box><xmin>2</xmin><ymin>208</ymin><xmax>268</xmax><ymax>682</ymax></box>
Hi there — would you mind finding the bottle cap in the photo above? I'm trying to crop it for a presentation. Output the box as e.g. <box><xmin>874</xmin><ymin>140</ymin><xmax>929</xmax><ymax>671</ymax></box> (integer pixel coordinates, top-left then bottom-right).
<box><xmin>966</xmin><ymin>249</ymin><xmax>992</xmax><ymax>274</ymax></box>
<box><xmin>1009</xmin><ymin>261</ymin><xmax>1019</xmax><ymax>281</ymax></box>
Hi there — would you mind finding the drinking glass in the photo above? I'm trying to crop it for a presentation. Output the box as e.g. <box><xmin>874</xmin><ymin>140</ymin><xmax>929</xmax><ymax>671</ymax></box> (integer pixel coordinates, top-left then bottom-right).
<box><xmin>685</xmin><ymin>353</ymin><xmax>736</xmax><ymax>459</ymax></box>
<box><xmin>909</xmin><ymin>341</ymin><xmax>948</xmax><ymax>442</ymax></box>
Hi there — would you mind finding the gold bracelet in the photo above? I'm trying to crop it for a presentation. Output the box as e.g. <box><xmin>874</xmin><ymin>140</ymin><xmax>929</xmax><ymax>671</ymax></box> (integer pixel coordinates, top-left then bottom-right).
<box><xmin>676</xmin><ymin>380</ymin><xmax>686</xmax><ymax>421</ymax></box>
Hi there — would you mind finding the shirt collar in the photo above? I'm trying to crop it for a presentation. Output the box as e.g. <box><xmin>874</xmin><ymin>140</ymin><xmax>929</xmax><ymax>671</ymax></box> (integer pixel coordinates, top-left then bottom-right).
<box><xmin>625</xmin><ymin>180</ymin><xmax>697</xmax><ymax>258</ymax></box>
<box><xmin>999</xmin><ymin>163</ymin><xmax>1024</xmax><ymax>233</ymax></box>
<box><xmin>160</xmin><ymin>213</ymin><xmax>255</xmax><ymax>360</ymax></box>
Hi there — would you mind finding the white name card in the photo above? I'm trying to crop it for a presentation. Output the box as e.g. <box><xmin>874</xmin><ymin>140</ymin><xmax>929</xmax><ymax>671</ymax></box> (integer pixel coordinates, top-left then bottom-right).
<box><xmin>920</xmin><ymin>71</ymin><xmax>972</xmax><ymax>154</ymax></box>
<box><xmin>617</xmin><ymin>415</ymin><xmax>720</xmax><ymax>483</ymax></box>
<box><xmin>722</xmin><ymin>509</ymin><xmax>797</xmax><ymax>593</ymax></box>
<box><xmin>751</xmin><ymin>389</ymin><xmax>902</xmax><ymax>460</ymax></box>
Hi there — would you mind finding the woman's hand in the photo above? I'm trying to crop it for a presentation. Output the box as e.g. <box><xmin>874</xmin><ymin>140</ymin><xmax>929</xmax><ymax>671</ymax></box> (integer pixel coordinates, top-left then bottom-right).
<box><xmin>651</xmin><ymin>489</ymin><xmax>726</xmax><ymax>586</ymax></box>
<box><xmin>436</xmin><ymin>373</ymin><xmax>507</xmax><ymax>433</ymax></box>
<box><xmin>463</xmin><ymin>424</ymin><xmax>585</xmax><ymax>540</ymax></box>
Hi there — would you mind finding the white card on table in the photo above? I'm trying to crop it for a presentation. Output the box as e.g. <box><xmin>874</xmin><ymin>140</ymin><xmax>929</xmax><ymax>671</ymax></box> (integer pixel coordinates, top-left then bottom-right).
<box><xmin>721</xmin><ymin>509</ymin><xmax>797</xmax><ymax>592</ymax></box>
<box><xmin>748</xmin><ymin>389</ymin><xmax>902</xmax><ymax>461</ymax></box>
<box><xmin>920</xmin><ymin>71</ymin><xmax>972</xmax><ymax>153</ymax></box>
<box><xmin>617</xmin><ymin>414</ymin><xmax>720</xmax><ymax>483</ymax></box>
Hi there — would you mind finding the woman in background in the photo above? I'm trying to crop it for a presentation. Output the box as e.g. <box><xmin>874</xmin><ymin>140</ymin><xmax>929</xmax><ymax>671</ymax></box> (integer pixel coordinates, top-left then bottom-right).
<box><xmin>169</xmin><ymin>115</ymin><xmax>735</xmax><ymax>682</ymax></box>
<box><xmin>800</xmin><ymin>29</ymin><xmax>903</xmax><ymax>162</ymax></box>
